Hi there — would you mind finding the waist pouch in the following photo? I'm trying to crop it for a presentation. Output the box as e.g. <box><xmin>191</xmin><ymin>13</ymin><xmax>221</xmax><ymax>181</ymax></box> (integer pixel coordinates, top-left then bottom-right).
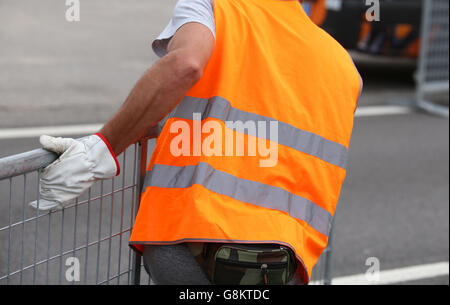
<box><xmin>202</xmin><ymin>243</ymin><xmax>297</xmax><ymax>285</ymax></box>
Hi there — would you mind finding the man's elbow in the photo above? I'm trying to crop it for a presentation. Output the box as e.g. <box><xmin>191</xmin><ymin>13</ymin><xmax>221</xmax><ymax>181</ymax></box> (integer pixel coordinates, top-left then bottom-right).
<box><xmin>167</xmin><ymin>51</ymin><xmax>204</xmax><ymax>84</ymax></box>
<box><xmin>180</xmin><ymin>58</ymin><xmax>203</xmax><ymax>83</ymax></box>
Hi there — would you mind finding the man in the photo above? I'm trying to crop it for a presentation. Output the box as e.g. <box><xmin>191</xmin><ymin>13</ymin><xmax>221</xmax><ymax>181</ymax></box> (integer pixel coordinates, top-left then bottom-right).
<box><xmin>31</xmin><ymin>0</ymin><xmax>362</xmax><ymax>285</ymax></box>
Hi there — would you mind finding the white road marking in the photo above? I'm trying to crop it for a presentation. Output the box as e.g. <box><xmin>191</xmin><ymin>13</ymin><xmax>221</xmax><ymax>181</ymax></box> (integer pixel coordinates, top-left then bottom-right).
<box><xmin>0</xmin><ymin>106</ymin><xmax>415</xmax><ymax>140</ymax></box>
<box><xmin>0</xmin><ymin>124</ymin><xmax>102</xmax><ymax>140</ymax></box>
<box><xmin>329</xmin><ymin>261</ymin><xmax>449</xmax><ymax>285</ymax></box>
<box><xmin>355</xmin><ymin>105</ymin><xmax>413</xmax><ymax>117</ymax></box>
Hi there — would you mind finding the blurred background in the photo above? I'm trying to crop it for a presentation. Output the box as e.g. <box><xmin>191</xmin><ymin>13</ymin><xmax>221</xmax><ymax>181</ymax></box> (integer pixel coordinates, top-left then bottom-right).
<box><xmin>0</xmin><ymin>0</ymin><xmax>448</xmax><ymax>285</ymax></box>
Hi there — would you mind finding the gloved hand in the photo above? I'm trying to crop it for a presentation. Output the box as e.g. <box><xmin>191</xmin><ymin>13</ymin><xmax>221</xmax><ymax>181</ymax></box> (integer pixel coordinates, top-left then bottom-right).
<box><xmin>29</xmin><ymin>133</ymin><xmax>120</xmax><ymax>211</ymax></box>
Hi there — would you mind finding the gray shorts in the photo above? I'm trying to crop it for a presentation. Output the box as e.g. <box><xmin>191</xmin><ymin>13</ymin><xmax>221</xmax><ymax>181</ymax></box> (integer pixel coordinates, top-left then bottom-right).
<box><xmin>143</xmin><ymin>243</ymin><xmax>211</xmax><ymax>285</ymax></box>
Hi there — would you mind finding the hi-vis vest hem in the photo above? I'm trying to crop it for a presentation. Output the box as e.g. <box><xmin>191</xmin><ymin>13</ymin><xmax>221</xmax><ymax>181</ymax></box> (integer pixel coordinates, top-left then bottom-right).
<box><xmin>130</xmin><ymin>0</ymin><xmax>362</xmax><ymax>284</ymax></box>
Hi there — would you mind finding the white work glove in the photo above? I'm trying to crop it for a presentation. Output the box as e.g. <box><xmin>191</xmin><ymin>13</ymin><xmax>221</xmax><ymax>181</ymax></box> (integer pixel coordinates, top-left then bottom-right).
<box><xmin>29</xmin><ymin>133</ymin><xmax>119</xmax><ymax>211</ymax></box>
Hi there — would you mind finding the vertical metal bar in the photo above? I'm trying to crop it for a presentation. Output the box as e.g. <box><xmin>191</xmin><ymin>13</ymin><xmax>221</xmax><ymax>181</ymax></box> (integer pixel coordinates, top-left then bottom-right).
<box><xmin>46</xmin><ymin>211</ymin><xmax>52</xmax><ymax>285</ymax></box>
<box><xmin>58</xmin><ymin>208</ymin><xmax>65</xmax><ymax>285</ymax></box>
<box><xmin>127</xmin><ymin>144</ymin><xmax>138</xmax><ymax>285</ymax></box>
<box><xmin>7</xmin><ymin>177</ymin><xmax>12</xmax><ymax>285</ymax></box>
<box><xmin>417</xmin><ymin>0</ymin><xmax>432</xmax><ymax>106</ymax></box>
<box><xmin>72</xmin><ymin>198</ymin><xmax>78</xmax><ymax>285</ymax></box>
<box><xmin>323</xmin><ymin>217</ymin><xmax>336</xmax><ymax>285</ymax></box>
<box><xmin>117</xmin><ymin>151</ymin><xmax>126</xmax><ymax>284</ymax></box>
<box><xmin>19</xmin><ymin>174</ymin><xmax>26</xmax><ymax>284</ymax></box>
<box><xmin>106</xmin><ymin>177</ymin><xmax>115</xmax><ymax>284</ymax></box>
<box><xmin>131</xmin><ymin>139</ymin><xmax>148</xmax><ymax>285</ymax></box>
<box><xmin>33</xmin><ymin>171</ymin><xmax>40</xmax><ymax>284</ymax></box>
<box><xmin>84</xmin><ymin>188</ymin><xmax>92</xmax><ymax>284</ymax></box>
<box><xmin>95</xmin><ymin>181</ymin><xmax>104</xmax><ymax>284</ymax></box>
<box><xmin>320</xmin><ymin>249</ymin><xmax>326</xmax><ymax>284</ymax></box>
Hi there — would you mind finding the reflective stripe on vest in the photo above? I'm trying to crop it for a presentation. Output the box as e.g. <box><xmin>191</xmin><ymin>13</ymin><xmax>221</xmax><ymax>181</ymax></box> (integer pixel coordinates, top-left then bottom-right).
<box><xmin>172</xmin><ymin>96</ymin><xmax>348</xmax><ymax>169</ymax></box>
<box><xmin>144</xmin><ymin>162</ymin><xmax>332</xmax><ymax>236</ymax></box>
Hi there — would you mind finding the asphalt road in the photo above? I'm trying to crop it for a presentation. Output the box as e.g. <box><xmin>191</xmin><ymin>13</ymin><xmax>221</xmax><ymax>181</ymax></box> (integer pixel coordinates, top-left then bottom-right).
<box><xmin>0</xmin><ymin>0</ymin><xmax>448</xmax><ymax>285</ymax></box>
<box><xmin>0</xmin><ymin>0</ymin><xmax>177</xmax><ymax>128</ymax></box>
<box><xmin>336</xmin><ymin>111</ymin><xmax>449</xmax><ymax>280</ymax></box>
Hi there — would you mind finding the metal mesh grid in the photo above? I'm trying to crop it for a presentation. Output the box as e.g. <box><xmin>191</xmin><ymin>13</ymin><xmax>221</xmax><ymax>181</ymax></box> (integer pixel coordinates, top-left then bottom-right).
<box><xmin>0</xmin><ymin>142</ymin><xmax>151</xmax><ymax>285</ymax></box>
<box><xmin>422</xmin><ymin>0</ymin><xmax>449</xmax><ymax>84</ymax></box>
<box><xmin>417</xmin><ymin>0</ymin><xmax>449</xmax><ymax>117</ymax></box>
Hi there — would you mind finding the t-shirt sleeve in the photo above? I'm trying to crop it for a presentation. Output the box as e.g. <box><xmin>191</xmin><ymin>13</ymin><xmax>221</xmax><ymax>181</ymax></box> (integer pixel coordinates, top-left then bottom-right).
<box><xmin>152</xmin><ymin>0</ymin><xmax>216</xmax><ymax>58</ymax></box>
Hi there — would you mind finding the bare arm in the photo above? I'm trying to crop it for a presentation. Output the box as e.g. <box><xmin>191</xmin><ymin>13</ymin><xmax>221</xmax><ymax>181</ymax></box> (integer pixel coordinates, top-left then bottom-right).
<box><xmin>99</xmin><ymin>22</ymin><xmax>215</xmax><ymax>155</ymax></box>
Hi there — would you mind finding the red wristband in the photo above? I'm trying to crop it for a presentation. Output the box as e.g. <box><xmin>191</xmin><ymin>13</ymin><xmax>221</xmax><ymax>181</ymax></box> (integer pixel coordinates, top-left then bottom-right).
<box><xmin>95</xmin><ymin>133</ymin><xmax>121</xmax><ymax>176</ymax></box>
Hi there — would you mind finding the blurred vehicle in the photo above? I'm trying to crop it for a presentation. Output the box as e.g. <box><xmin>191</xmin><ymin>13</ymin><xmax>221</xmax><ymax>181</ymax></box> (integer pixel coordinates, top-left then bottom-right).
<box><xmin>302</xmin><ymin>0</ymin><xmax>423</xmax><ymax>58</ymax></box>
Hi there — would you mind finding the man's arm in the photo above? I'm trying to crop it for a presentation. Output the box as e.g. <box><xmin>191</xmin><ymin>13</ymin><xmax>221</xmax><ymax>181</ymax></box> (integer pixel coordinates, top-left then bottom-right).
<box><xmin>29</xmin><ymin>23</ymin><xmax>214</xmax><ymax>211</ymax></box>
<box><xmin>99</xmin><ymin>22</ymin><xmax>215</xmax><ymax>155</ymax></box>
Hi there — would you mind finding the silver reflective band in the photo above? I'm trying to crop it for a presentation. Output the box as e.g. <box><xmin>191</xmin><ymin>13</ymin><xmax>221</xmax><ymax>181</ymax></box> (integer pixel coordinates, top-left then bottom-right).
<box><xmin>171</xmin><ymin>96</ymin><xmax>348</xmax><ymax>169</ymax></box>
<box><xmin>143</xmin><ymin>162</ymin><xmax>332</xmax><ymax>236</ymax></box>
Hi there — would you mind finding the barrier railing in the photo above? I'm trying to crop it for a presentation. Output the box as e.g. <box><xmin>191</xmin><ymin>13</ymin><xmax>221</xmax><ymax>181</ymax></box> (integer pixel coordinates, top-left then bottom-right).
<box><xmin>0</xmin><ymin>138</ymin><xmax>151</xmax><ymax>285</ymax></box>
<box><xmin>0</xmin><ymin>137</ymin><xmax>334</xmax><ymax>285</ymax></box>
<box><xmin>417</xmin><ymin>0</ymin><xmax>449</xmax><ymax>117</ymax></box>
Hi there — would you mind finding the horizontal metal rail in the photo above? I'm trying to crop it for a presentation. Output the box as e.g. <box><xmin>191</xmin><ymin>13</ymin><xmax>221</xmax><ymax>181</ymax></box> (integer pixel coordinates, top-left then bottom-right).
<box><xmin>0</xmin><ymin>148</ymin><xmax>58</xmax><ymax>180</ymax></box>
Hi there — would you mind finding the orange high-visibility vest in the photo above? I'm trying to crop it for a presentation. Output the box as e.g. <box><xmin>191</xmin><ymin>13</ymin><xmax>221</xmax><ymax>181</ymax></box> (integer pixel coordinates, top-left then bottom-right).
<box><xmin>130</xmin><ymin>0</ymin><xmax>362</xmax><ymax>283</ymax></box>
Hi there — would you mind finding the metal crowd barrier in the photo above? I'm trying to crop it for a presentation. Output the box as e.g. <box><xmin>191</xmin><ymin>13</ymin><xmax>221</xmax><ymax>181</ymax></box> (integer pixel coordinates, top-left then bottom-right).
<box><xmin>417</xmin><ymin>0</ymin><xmax>449</xmax><ymax>117</ymax></box>
<box><xmin>0</xmin><ymin>137</ymin><xmax>334</xmax><ymax>285</ymax></box>
<box><xmin>0</xmin><ymin>138</ymin><xmax>151</xmax><ymax>285</ymax></box>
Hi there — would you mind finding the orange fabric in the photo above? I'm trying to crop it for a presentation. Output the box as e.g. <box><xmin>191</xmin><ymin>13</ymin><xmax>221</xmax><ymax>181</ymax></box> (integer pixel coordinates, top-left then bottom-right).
<box><xmin>359</xmin><ymin>21</ymin><xmax>372</xmax><ymax>42</ymax></box>
<box><xmin>395</xmin><ymin>25</ymin><xmax>420</xmax><ymax>58</ymax></box>
<box><xmin>130</xmin><ymin>0</ymin><xmax>361</xmax><ymax>283</ymax></box>
<box><xmin>395</xmin><ymin>24</ymin><xmax>413</xmax><ymax>39</ymax></box>
<box><xmin>405</xmin><ymin>39</ymin><xmax>420</xmax><ymax>58</ymax></box>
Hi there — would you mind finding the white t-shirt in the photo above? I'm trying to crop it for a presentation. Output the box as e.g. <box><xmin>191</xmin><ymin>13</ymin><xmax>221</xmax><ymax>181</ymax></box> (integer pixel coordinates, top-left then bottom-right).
<box><xmin>152</xmin><ymin>0</ymin><xmax>216</xmax><ymax>58</ymax></box>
